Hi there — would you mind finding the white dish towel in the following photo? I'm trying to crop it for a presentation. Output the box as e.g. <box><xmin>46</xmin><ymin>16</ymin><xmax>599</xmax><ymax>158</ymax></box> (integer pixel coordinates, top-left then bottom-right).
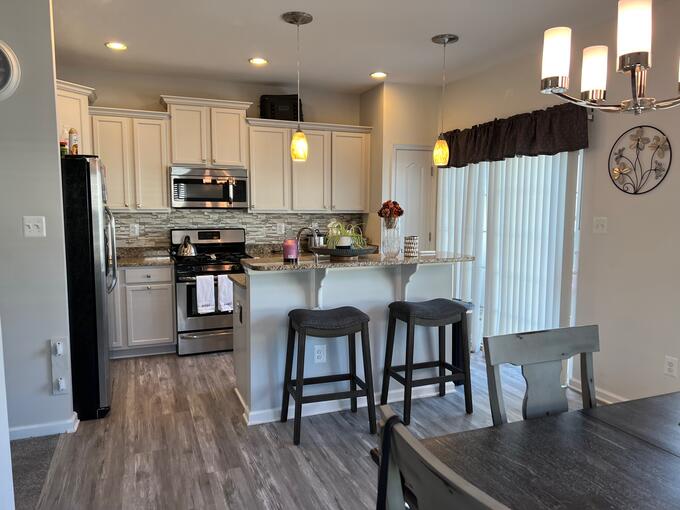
<box><xmin>217</xmin><ymin>274</ymin><xmax>234</xmax><ymax>312</ymax></box>
<box><xmin>196</xmin><ymin>275</ymin><xmax>215</xmax><ymax>314</ymax></box>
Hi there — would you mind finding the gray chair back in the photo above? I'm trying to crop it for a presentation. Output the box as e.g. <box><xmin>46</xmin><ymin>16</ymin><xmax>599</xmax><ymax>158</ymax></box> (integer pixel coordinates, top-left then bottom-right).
<box><xmin>483</xmin><ymin>325</ymin><xmax>599</xmax><ymax>426</ymax></box>
<box><xmin>377</xmin><ymin>405</ymin><xmax>508</xmax><ymax>510</ymax></box>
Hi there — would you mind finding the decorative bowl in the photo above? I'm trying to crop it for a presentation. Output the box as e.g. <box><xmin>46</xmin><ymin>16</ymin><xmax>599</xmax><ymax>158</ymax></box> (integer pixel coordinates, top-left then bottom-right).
<box><xmin>309</xmin><ymin>245</ymin><xmax>378</xmax><ymax>261</ymax></box>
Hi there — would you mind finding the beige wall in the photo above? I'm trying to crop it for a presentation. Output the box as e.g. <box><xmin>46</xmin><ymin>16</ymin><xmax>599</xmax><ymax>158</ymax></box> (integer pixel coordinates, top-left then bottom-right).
<box><xmin>57</xmin><ymin>64</ymin><xmax>361</xmax><ymax>125</ymax></box>
<box><xmin>443</xmin><ymin>0</ymin><xmax>680</xmax><ymax>401</ymax></box>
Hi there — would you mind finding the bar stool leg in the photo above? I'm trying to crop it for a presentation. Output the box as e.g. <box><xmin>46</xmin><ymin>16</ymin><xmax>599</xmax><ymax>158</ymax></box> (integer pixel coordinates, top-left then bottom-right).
<box><xmin>438</xmin><ymin>325</ymin><xmax>446</xmax><ymax>397</ymax></box>
<box><xmin>452</xmin><ymin>320</ymin><xmax>464</xmax><ymax>387</ymax></box>
<box><xmin>461</xmin><ymin>312</ymin><xmax>473</xmax><ymax>414</ymax></box>
<box><xmin>403</xmin><ymin>320</ymin><xmax>415</xmax><ymax>426</ymax></box>
<box><xmin>360</xmin><ymin>322</ymin><xmax>377</xmax><ymax>434</ymax></box>
<box><xmin>281</xmin><ymin>321</ymin><xmax>296</xmax><ymax>422</ymax></box>
<box><xmin>293</xmin><ymin>331</ymin><xmax>307</xmax><ymax>445</ymax></box>
<box><xmin>380</xmin><ymin>312</ymin><xmax>396</xmax><ymax>405</ymax></box>
<box><xmin>348</xmin><ymin>332</ymin><xmax>357</xmax><ymax>413</ymax></box>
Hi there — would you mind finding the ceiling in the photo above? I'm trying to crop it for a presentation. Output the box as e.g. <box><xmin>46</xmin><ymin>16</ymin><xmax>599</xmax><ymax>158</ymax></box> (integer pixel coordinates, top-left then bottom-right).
<box><xmin>53</xmin><ymin>0</ymin><xmax>617</xmax><ymax>94</ymax></box>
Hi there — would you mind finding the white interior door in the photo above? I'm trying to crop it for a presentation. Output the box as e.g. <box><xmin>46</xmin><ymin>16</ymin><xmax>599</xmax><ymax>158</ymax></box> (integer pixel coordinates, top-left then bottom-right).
<box><xmin>393</xmin><ymin>147</ymin><xmax>435</xmax><ymax>250</ymax></box>
<box><xmin>0</xmin><ymin>318</ymin><xmax>16</xmax><ymax>509</ymax></box>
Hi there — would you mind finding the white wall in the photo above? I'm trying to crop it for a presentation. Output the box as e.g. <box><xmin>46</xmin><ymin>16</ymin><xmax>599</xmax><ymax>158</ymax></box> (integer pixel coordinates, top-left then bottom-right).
<box><xmin>57</xmin><ymin>64</ymin><xmax>361</xmax><ymax>125</ymax></box>
<box><xmin>0</xmin><ymin>0</ymin><xmax>76</xmax><ymax>436</ymax></box>
<box><xmin>443</xmin><ymin>0</ymin><xmax>680</xmax><ymax>401</ymax></box>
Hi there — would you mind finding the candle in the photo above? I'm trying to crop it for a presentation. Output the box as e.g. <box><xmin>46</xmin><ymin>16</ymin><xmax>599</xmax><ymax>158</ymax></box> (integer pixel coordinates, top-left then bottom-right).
<box><xmin>283</xmin><ymin>238</ymin><xmax>299</xmax><ymax>263</ymax></box>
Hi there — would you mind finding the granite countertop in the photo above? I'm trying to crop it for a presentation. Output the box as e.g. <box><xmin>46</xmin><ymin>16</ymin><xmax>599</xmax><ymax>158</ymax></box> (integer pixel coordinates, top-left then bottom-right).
<box><xmin>117</xmin><ymin>247</ymin><xmax>173</xmax><ymax>267</ymax></box>
<box><xmin>242</xmin><ymin>252</ymin><xmax>475</xmax><ymax>272</ymax></box>
<box><xmin>228</xmin><ymin>274</ymin><xmax>247</xmax><ymax>288</ymax></box>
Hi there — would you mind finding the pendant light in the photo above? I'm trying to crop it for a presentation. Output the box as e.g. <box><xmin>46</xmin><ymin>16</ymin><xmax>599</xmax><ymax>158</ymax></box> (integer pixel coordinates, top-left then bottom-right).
<box><xmin>283</xmin><ymin>11</ymin><xmax>313</xmax><ymax>162</ymax></box>
<box><xmin>432</xmin><ymin>34</ymin><xmax>458</xmax><ymax>167</ymax></box>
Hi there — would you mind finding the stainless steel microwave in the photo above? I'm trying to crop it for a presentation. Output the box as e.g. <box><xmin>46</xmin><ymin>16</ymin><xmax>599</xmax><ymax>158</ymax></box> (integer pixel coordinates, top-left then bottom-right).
<box><xmin>170</xmin><ymin>167</ymin><xmax>248</xmax><ymax>209</ymax></box>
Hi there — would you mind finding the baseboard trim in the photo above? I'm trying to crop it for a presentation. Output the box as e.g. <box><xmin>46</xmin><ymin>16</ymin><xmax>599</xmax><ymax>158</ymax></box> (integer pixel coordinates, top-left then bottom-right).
<box><xmin>243</xmin><ymin>382</ymin><xmax>458</xmax><ymax>426</ymax></box>
<box><xmin>568</xmin><ymin>378</ymin><xmax>626</xmax><ymax>405</ymax></box>
<box><xmin>109</xmin><ymin>344</ymin><xmax>176</xmax><ymax>359</ymax></box>
<box><xmin>9</xmin><ymin>412</ymin><xmax>79</xmax><ymax>440</ymax></box>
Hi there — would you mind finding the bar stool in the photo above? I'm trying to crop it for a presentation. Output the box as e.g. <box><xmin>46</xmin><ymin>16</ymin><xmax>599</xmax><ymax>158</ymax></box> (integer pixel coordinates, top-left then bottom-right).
<box><xmin>281</xmin><ymin>306</ymin><xmax>377</xmax><ymax>445</ymax></box>
<box><xmin>380</xmin><ymin>298</ymin><xmax>473</xmax><ymax>425</ymax></box>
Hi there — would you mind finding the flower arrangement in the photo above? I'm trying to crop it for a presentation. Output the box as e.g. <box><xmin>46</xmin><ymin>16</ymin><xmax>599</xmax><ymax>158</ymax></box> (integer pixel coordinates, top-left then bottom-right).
<box><xmin>326</xmin><ymin>219</ymin><xmax>367</xmax><ymax>249</ymax></box>
<box><xmin>378</xmin><ymin>200</ymin><xmax>404</xmax><ymax>229</ymax></box>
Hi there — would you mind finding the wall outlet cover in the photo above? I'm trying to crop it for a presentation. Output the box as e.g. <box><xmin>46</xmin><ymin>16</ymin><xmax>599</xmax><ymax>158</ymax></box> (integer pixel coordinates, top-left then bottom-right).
<box><xmin>276</xmin><ymin>223</ymin><xmax>286</xmax><ymax>235</ymax></box>
<box><xmin>313</xmin><ymin>344</ymin><xmax>327</xmax><ymax>363</ymax></box>
<box><xmin>50</xmin><ymin>338</ymin><xmax>70</xmax><ymax>395</ymax></box>
<box><xmin>129</xmin><ymin>223</ymin><xmax>140</xmax><ymax>237</ymax></box>
<box><xmin>664</xmin><ymin>355</ymin><xmax>678</xmax><ymax>378</ymax></box>
<box><xmin>23</xmin><ymin>215</ymin><xmax>46</xmax><ymax>238</ymax></box>
<box><xmin>592</xmin><ymin>216</ymin><xmax>608</xmax><ymax>234</ymax></box>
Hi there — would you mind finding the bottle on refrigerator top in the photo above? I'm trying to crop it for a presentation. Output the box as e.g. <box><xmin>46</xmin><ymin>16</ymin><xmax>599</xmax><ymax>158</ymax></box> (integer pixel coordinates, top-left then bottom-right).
<box><xmin>60</xmin><ymin>126</ymin><xmax>70</xmax><ymax>156</ymax></box>
<box><xmin>68</xmin><ymin>128</ymin><xmax>79</xmax><ymax>155</ymax></box>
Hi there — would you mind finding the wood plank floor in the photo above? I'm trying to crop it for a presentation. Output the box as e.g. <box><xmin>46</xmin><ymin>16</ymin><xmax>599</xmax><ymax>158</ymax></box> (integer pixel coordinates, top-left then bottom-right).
<box><xmin>37</xmin><ymin>352</ymin><xmax>582</xmax><ymax>509</ymax></box>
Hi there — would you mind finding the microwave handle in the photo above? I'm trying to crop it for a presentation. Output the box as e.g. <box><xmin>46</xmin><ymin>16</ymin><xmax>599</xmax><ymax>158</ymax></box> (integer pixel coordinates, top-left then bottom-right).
<box><xmin>228</xmin><ymin>181</ymin><xmax>234</xmax><ymax>204</ymax></box>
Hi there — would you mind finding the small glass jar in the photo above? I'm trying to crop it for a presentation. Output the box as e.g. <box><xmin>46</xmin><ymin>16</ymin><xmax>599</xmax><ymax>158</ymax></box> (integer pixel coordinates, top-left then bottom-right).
<box><xmin>381</xmin><ymin>217</ymin><xmax>401</xmax><ymax>258</ymax></box>
<box><xmin>282</xmin><ymin>238</ymin><xmax>299</xmax><ymax>263</ymax></box>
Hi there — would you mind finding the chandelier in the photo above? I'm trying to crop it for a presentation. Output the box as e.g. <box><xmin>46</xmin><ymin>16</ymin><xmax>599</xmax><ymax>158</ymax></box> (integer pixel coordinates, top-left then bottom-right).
<box><xmin>540</xmin><ymin>0</ymin><xmax>680</xmax><ymax>115</ymax></box>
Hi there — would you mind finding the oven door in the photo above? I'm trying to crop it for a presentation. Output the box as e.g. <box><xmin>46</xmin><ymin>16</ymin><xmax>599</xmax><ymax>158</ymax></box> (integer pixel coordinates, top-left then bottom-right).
<box><xmin>171</xmin><ymin>168</ymin><xmax>248</xmax><ymax>209</ymax></box>
<box><xmin>176</xmin><ymin>281</ymin><xmax>233</xmax><ymax>332</ymax></box>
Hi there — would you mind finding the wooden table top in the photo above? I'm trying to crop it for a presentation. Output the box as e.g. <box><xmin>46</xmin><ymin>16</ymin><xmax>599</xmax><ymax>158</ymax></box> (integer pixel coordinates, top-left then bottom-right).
<box><xmin>423</xmin><ymin>393</ymin><xmax>680</xmax><ymax>509</ymax></box>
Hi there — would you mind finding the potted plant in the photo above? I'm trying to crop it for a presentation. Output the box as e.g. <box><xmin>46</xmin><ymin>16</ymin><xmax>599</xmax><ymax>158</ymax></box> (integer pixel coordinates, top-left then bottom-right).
<box><xmin>326</xmin><ymin>220</ymin><xmax>367</xmax><ymax>249</ymax></box>
<box><xmin>378</xmin><ymin>200</ymin><xmax>404</xmax><ymax>257</ymax></box>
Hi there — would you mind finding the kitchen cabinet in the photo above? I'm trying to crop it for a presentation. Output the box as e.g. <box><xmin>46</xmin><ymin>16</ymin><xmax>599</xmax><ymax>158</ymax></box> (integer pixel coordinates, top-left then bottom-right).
<box><xmin>91</xmin><ymin>108</ymin><xmax>170</xmax><ymax>211</ymax></box>
<box><xmin>106</xmin><ymin>283</ymin><xmax>124</xmax><ymax>350</ymax></box>
<box><xmin>56</xmin><ymin>80</ymin><xmax>94</xmax><ymax>155</ymax></box>
<box><xmin>125</xmin><ymin>283</ymin><xmax>174</xmax><ymax>347</ymax></box>
<box><xmin>331</xmin><ymin>131</ymin><xmax>370</xmax><ymax>212</ymax></box>
<box><xmin>249</xmin><ymin>125</ymin><xmax>291</xmax><ymax>211</ymax></box>
<box><xmin>292</xmin><ymin>130</ymin><xmax>331</xmax><ymax>211</ymax></box>
<box><xmin>161</xmin><ymin>96</ymin><xmax>251</xmax><ymax>168</ymax></box>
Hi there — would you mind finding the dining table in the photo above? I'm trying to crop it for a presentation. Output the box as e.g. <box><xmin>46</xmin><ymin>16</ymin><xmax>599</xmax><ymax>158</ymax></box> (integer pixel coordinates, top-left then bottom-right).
<box><xmin>422</xmin><ymin>391</ymin><xmax>680</xmax><ymax>509</ymax></box>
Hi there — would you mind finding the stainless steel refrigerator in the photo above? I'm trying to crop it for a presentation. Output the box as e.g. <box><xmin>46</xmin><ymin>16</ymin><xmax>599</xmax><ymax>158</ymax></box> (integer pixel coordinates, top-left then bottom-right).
<box><xmin>61</xmin><ymin>155</ymin><xmax>117</xmax><ymax>420</ymax></box>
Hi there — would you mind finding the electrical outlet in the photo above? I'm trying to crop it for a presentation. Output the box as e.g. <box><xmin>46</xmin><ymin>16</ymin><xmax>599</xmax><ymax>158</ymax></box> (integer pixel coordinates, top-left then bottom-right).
<box><xmin>311</xmin><ymin>222</ymin><xmax>319</xmax><ymax>230</ymax></box>
<box><xmin>314</xmin><ymin>344</ymin><xmax>327</xmax><ymax>364</ymax></box>
<box><xmin>664</xmin><ymin>355</ymin><xmax>678</xmax><ymax>378</ymax></box>
<box><xmin>593</xmin><ymin>216</ymin><xmax>608</xmax><ymax>234</ymax></box>
<box><xmin>129</xmin><ymin>223</ymin><xmax>139</xmax><ymax>237</ymax></box>
<box><xmin>23</xmin><ymin>216</ymin><xmax>46</xmax><ymax>238</ymax></box>
<box><xmin>50</xmin><ymin>338</ymin><xmax>70</xmax><ymax>395</ymax></box>
<box><xmin>276</xmin><ymin>223</ymin><xmax>286</xmax><ymax>235</ymax></box>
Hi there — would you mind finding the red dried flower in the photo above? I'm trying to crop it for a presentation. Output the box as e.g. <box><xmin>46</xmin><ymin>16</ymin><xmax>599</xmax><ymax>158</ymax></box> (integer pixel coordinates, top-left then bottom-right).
<box><xmin>377</xmin><ymin>200</ymin><xmax>404</xmax><ymax>218</ymax></box>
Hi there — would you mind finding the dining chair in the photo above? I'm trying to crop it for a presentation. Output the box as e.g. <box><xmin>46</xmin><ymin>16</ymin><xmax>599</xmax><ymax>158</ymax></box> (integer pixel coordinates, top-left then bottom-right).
<box><xmin>483</xmin><ymin>325</ymin><xmax>599</xmax><ymax>426</ymax></box>
<box><xmin>376</xmin><ymin>405</ymin><xmax>509</xmax><ymax>510</ymax></box>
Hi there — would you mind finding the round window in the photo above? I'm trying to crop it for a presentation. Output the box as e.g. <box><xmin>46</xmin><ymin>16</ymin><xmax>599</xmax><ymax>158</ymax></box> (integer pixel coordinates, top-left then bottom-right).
<box><xmin>0</xmin><ymin>41</ymin><xmax>21</xmax><ymax>101</ymax></box>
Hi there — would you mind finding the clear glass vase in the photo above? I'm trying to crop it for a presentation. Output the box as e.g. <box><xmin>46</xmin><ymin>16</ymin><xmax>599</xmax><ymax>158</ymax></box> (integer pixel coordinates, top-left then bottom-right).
<box><xmin>381</xmin><ymin>217</ymin><xmax>401</xmax><ymax>258</ymax></box>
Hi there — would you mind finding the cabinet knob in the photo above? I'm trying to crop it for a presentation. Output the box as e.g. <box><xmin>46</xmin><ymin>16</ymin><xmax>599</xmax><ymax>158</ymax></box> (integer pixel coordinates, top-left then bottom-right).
<box><xmin>145</xmin><ymin>274</ymin><xmax>151</xmax><ymax>278</ymax></box>
<box><xmin>124</xmin><ymin>202</ymin><xmax>129</xmax><ymax>207</ymax></box>
<box><xmin>146</xmin><ymin>285</ymin><xmax>151</xmax><ymax>290</ymax></box>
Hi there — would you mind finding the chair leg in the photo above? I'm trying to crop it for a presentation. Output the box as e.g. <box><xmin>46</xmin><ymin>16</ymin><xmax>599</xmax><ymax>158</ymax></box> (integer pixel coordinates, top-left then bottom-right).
<box><xmin>452</xmin><ymin>320</ymin><xmax>464</xmax><ymax>387</ymax></box>
<box><xmin>380</xmin><ymin>313</ymin><xmax>397</xmax><ymax>405</ymax></box>
<box><xmin>293</xmin><ymin>331</ymin><xmax>306</xmax><ymax>445</ymax></box>
<box><xmin>360</xmin><ymin>322</ymin><xmax>377</xmax><ymax>434</ymax></box>
<box><xmin>281</xmin><ymin>321</ymin><xmax>295</xmax><ymax>422</ymax></box>
<box><xmin>438</xmin><ymin>325</ymin><xmax>446</xmax><ymax>397</ymax></box>
<box><xmin>461</xmin><ymin>313</ymin><xmax>473</xmax><ymax>414</ymax></box>
<box><xmin>348</xmin><ymin>333</ymin><xmax>357</xmax><ymax>413</ymax></box>
<box><xmin>403</xmin><ymin>320</ymin><xmax>415</xmax><ymax>426</ymax></box>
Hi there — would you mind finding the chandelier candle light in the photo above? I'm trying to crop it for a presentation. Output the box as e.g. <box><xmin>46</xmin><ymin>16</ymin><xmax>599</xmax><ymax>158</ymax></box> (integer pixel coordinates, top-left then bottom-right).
<box><xmin>432</xmin><ymin>34</ymin><xmax>458</xmax><ymax>167</ymax></box>
<box><xmin>282</xmin><ymin>11</ymin><xmax>313</xmax><ymax>161</ymax></box>
<box><xmin>540</xmin><ymin>0</ymin><xmax>680</xmax><ymax>114</ymax></box>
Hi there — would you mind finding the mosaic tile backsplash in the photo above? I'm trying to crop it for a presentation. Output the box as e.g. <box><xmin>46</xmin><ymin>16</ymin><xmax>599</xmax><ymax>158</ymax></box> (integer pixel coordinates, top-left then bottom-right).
<box><xmin>113</xmin><ymin>210</ymin><xmax>366</xmax><ymax>248</ymax></box>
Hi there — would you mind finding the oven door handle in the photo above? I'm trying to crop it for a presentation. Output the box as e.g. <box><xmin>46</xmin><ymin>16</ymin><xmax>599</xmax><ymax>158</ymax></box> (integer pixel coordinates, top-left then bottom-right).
<box><xmin>180</xmin><ymin>330</ymin><xmax>232</xmax><ymax>340</ymax></box>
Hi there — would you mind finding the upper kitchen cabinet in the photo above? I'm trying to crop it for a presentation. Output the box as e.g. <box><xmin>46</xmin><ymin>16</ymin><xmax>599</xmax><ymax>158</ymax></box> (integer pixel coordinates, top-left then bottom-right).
<box><xmin>249</xmin><ymin>125</ymin><xmax>291</xmax><ymax>211</ymax></box>
<box><xmin>91</xmin><ymin>107</ymin><xmax>170</xmax><ymax>212</ymax></box>
<box><xmin>331</xmin><ymin>131</ymin><xmax>370</xmax><ymax>212</ymax></box>
<box><xmin>160</xmin><ymin>96</ymin><xmax>251</xmax><ymax>168</ymax></box>
<box><xmin>291</xmin><ymin>129</ymin><xmax>331</xmax><ymax>212</ymax></box>
<box><xmin>56</xmin><ymin>80</ymin><xmax>95</xmax><ymax>154</ymax></box>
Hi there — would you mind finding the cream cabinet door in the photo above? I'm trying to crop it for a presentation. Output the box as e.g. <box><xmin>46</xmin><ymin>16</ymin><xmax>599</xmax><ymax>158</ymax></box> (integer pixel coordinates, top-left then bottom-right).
<box><xmin>291</xmin><ymin>130</ymin><xmax>331</xmax><ymax>211</ymax></box>
<box><xmin>249</xmin><ymin>126</ymin><xmax>291</xmax><ymax>211</ymax></box>
<box><xmin>169</xmin><ymin>104</ymin><xmax>209</xmax><ymax>165</ymax></box>
<box><xmin>331</xmin><ymin>132</ymin><xmax>370</xmax><ymax>212</ymax></box>
<box><xmin>56</xmin><ymin>89</ymin><xmax>92</xmax><ymax>154</ymax></box>
<box><xmin>92</xmin><ymin>115</ymin><xmax>132</xmax><ymax>210</ymax></box>
<box><xmin>125</xmin><ymin>284</ymin><xmax>174</xmax><ymax>346</ymax></box>
<box><xmin>132</xmin><ymin>118</ymin><xmax>169</xmax><ymax>210</ymax></box>
<box><xmin>211</xmin><ymin>108</ymin><xmax>247</xmax><ymax>167</ymax></box>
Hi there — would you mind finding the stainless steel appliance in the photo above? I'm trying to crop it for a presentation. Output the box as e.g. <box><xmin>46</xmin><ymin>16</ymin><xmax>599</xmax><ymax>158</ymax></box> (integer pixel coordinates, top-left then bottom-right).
<box><xmin>171</xmin><ymin>228</ymin><xmax>248</xmax><ymax>355</ymax></box>
<box><xmin>61</xmin><ymin>155</ymin><xmax>117</xmax><ymax>420</ymax></box>
<box><xmin>170</xmin><ymin>167</ymin><xmax>248</xmax><ymax>209</ymax></box>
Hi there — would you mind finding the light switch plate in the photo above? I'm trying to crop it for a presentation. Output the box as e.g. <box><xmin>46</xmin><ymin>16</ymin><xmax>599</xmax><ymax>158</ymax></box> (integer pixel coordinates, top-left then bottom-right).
<box><xmin>23</xmin><ymin>216</ymin><xmax>46</xmax><ymax>238</ymax></box>
<box><xmin>276</xmin><ymin>223</ymin><xmax>286</xmax><ymax>235</ymax></box>
<box><xmin>50</xmin><ymin>338</ymin><xmax>70</xmax><ymax>395</ymax></box>
<box><xmin>593</xmin><ymin>216</ymin><xmax>608</xmax><ymax>234</ymax></box>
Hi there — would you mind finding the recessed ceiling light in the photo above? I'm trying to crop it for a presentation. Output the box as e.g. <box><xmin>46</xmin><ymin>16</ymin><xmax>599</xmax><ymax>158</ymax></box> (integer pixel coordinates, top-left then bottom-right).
<box><xmin>249</xmin><ymin>57</ymin><xmax>269</xmax><ymax>66</ymax></box>
<box><xmin>370</xmin><ymin>71</ymin><xmax>388</xmax><ymax>79</ymax></box>
<box><xmin>105</xmin><ymin>41</ymin><xmax>127</xmax><ymax>51</ymax></box>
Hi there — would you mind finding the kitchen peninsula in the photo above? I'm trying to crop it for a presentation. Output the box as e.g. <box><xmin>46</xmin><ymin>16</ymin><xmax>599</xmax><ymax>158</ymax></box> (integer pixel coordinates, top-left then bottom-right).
<box><xmin>231</xmin><ymin>253</ymin><xmax>474</xmax><ymax>425</ymax></box>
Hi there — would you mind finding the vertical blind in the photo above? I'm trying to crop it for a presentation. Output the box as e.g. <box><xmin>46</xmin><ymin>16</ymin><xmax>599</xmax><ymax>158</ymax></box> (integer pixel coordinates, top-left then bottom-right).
<box><xmin>437</xmin><ymin>152</ymin><xmax>574</xmax><ymax>350</ymax></box>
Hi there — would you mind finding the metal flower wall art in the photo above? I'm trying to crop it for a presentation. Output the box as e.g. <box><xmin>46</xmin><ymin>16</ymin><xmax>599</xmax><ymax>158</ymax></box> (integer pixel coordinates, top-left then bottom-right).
<box><xmin>608</xmin><ymin>126</ymin><xmax>672</xmax><ymax>195</ymax></box>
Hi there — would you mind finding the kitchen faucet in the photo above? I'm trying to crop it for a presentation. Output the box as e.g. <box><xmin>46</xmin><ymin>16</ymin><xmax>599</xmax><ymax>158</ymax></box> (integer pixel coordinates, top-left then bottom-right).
<box><xmin>296</xmin><ymin>226</ymin><xmax>319</xmax><ymax>262</ymax></box>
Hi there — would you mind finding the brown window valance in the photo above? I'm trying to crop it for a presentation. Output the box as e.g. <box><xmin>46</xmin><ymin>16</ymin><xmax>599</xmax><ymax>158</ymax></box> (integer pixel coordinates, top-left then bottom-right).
<box><xmin>442</xmin><ymin>103</ymin><xmax>589</xmax><ymax>168</ymax></box>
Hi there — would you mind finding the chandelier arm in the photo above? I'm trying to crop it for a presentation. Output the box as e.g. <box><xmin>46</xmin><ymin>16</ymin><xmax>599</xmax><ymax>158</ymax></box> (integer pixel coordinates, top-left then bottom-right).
<box><xmin>552</xmin><ymin>92</ymin><xmax>622</xmax><ymax>112</ymax></box>
<box><xmin>654</xmin><ymin>97</ymin><xmax>680</xmax><ymax>110</ymax></box>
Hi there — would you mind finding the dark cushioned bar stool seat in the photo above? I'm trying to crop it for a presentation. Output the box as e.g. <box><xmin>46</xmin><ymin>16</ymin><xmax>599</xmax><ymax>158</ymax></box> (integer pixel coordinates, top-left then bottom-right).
<box><xmin>381</xmin><ymin>299</ymin><xmax>474</xmax><ymax>425</ymax></box>
<box><xmin>282</xmin><ymin>306</ymin><xmax>376</xmax><ymax>445</ymax></box>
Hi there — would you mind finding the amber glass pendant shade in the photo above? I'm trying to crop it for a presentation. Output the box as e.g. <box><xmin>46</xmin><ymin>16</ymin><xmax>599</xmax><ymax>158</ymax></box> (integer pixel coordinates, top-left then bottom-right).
<box><xmin>291</xmin><ymin>129</ymin><xmax>309</xmax><ymax>162</ymax></box>
<box><xmin>433</xmin><ymin>137</ymin><xmax>450</xmax><ymax>167</ymax></box>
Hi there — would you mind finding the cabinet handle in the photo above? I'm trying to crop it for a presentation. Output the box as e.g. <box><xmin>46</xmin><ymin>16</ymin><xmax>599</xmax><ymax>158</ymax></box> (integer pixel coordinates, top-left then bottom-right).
<box><xmin>124</xmin><ymin>202</ymin><xmax>129</xmax><ymax>207</ymax></box>
<box><xmin>146</xmin><ymin>285</ymin><xmax>151</xmax><ymax>290</ymax></box>
<box><xmin>137</xmin><ymin>203</ymin><xmax>141</xmax><ymax>208</ymax></box>
<box><xmin>145</xmin><ymin>274</ymin><xmax>151</xmax><ymax>278</ymax></box>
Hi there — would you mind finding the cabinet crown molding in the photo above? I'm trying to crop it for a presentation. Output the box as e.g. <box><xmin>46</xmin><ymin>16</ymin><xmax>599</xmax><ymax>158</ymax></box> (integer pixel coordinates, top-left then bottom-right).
<box><xmin>160</xmin><ymin>95</ymin><xmax>252</xmax><ymax>110</ymax></box>
<box><xmin>56</xmin><ymin>79</ymin><xmax>97</xmax><ymax>104</ymax></box>
<box><xmin>89</xmin><ymin>106</ymin><xmax>170</xmax><ymax>120</ymax></box>
<box><xmin>246</xmin><ymin>117</ymin><xmax>372</xmax><ymax>133</ymax></box>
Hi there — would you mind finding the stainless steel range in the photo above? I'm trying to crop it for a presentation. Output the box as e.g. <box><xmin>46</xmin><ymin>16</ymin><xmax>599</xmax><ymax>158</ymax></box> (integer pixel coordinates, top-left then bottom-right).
<box><xmin>171</xmin><ymin>228</ymin><xmax>248</xmax><ymax>355</ymax></box>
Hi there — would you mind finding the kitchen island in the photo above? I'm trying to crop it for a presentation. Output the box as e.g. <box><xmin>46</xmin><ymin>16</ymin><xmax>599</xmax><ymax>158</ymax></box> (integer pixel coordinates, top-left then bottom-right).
<box><xmin>232</xmin><ymin>253</ymin><xmax>474</xmax><ymax>426</ymax></box>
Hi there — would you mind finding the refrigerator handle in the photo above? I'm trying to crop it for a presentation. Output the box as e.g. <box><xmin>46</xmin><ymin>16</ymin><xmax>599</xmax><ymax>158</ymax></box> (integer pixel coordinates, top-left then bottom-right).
<box><xmin>106</xmin><ymin>207</ymin><xmax>118</xmax><ymax>293</ymax></box>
